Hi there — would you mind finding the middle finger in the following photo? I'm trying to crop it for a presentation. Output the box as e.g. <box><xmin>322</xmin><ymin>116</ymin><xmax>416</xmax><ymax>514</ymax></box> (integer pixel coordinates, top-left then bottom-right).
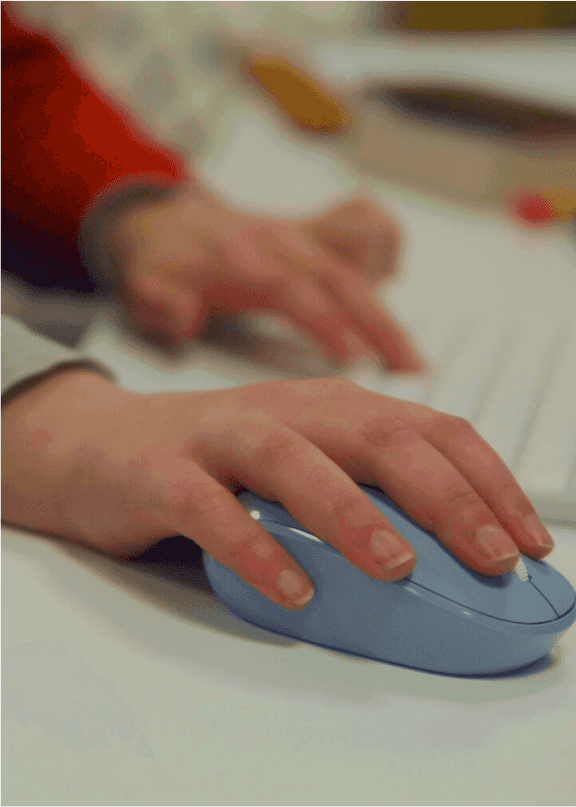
<box><xmin>360</xmin><ymin>419</ymin><xmax>521</xmax><ymax>576</ymax></box>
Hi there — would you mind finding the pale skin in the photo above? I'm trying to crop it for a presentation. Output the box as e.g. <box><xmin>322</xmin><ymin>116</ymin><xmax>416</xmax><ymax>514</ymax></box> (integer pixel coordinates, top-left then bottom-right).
<box><xmin>114</xmin><ymin>187</ymin><xmax>425</xmax><ymax>371</ymax></box>
<box><xmin>2</xmin><ymin>368</ymin><xmax>555</xmax><ymax>609</ymax></box>
<box><xmin>2</xmin><ymin>190</ymin><xmax>555</xmax><ymax>605</ymax></box>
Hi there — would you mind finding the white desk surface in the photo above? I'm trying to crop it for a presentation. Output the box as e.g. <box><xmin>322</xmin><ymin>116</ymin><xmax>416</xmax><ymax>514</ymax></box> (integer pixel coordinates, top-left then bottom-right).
<box><xmin>2</xmin><ymin>522</ymin><xmax>576</xmax><ymax>807</ymax></box>
<box><xmin>4</xmin><ymin>48</ymin><xmax>576</xmax><ymax>807</ymax></box>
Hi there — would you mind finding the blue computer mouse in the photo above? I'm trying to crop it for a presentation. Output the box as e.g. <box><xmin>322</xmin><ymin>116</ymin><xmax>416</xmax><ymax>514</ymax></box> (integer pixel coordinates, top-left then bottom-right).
<box><xmin>203</xmin><ymin>485</ymin><xmax>576</xmax><ymax>676</ymax></box>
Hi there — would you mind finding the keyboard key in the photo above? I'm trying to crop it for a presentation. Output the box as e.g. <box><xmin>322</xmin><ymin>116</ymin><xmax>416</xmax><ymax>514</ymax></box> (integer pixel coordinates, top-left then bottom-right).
<box><xmin>516</xmin><ymin>324</ymin><xmax>576</xmax><ymax>494</ymax></box>
<box><xmin>472</xmin><ymin>321</ymin><xmax>560</xmax><ymax>468</ymax></box>
<box><xmin>428</xmin><ymin>318</ymin><xmax>511</xmax><ymax>419</ymax></box>
<box><xmin>347</xmin><ymin>317</ymin><xmax>484</xmax><ymax>404</ymax></box>
<box><xmin>417</xmin><ymin>317</ymin><xmax>465</xmax><ymax>374</ymax></box>
<box><xmin>370</xmin><ymin>317</ymin><xmax>466</xmax><ymax>402</ymax></box>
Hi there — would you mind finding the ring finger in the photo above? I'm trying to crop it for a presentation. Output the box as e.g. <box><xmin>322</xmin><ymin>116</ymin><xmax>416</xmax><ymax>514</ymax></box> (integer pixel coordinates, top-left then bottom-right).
<box><xmin>361</xmin><ymin>421</ymin><xmax>521</xmax><ymax>575</ymax></box>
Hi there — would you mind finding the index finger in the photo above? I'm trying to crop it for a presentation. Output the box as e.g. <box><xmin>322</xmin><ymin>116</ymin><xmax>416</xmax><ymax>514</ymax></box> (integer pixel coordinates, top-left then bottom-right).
<box><xmin>146</xmin><ymin>456</ymin><xmax>317</xmax><ymax>610</ymax></box>
<box><xmin>208</xmin><ymin>421</ymin><xmax>419</xmax><ymax>585</ymax></box>
<box><xmin>321</xmin><ymin>266</ymin><xmax>427</xmax><ymax>373</ymax></box>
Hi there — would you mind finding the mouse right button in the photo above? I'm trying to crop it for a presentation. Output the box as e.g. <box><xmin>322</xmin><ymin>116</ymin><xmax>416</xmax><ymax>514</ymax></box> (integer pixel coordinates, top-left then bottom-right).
<box><xmin>523</xmin><ymin>559</ymin><xmax>576</xmax><ymax>617</ymax></box>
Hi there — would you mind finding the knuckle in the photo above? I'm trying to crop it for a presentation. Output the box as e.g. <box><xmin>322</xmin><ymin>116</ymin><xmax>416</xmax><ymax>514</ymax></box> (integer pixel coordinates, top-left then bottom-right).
<box><xmin>169</xmin><ymin>485</ymin><xmax>222</xmax><ymax>526</ymax></box>
<box><xmin>361</xmin><ymin>418</ymin><xmax>417</xmax><ymax>451</ymax></box>
<box><xmin>226</xmin><ymin>530</ymin><xmax>272</xmax><ymax>567</ymax></box>
<box><xmin>331</xmin><ymin>490</ymin><xmax>370</xmax><ymax>528</ymax></box>
<box><xmin>254</xmin><ymin>430</ymin><xmax>300</xmax><ymax>470</ymax></box>
<box><xmin>433</xmin><ymin>412</ymin><xmax>477</xmax><ymax>438</ymax></box>
<box><xmin>494</xmin><ymin>481</ymin><xmax>534</xmax><ymax>516</ymax></box>
<box><xmin>440</xmin><ymin>486</ymin><xmax>481</xmax><ymax>516</ymax></box>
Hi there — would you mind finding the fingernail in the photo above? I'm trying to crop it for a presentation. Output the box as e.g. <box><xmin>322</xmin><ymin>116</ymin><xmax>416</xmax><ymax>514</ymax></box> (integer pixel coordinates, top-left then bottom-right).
<box><xmin>522</xmin><ymin>515</ymin><xmax>555</xmax><ymax>550</ymax></box>
<box><xmin>370</xmin><ymin>530</ymin><xmax>416</xmax><ymax>570</ymax></box>
<box><xmin>277</xmin><ymin>569</ymin><xmax>314</xmax><ymax>605</ymax></box>
<box><xmin>476</xmin><ymin>525</ymin><xmax>519</xmax><ymax>561</ymax></box>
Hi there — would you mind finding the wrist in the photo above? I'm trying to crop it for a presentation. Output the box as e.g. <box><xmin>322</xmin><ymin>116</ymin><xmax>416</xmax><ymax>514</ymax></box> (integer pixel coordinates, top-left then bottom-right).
<box><xmin>113</xmin><ymin>182</ymin><xmax>222</xmax><ymax>245</ymax></box>
<box><xmin>2</xmin><ymin>365</ymin><xmax>125</xmax><ymax>437</ymax></box>
<box><xmin>79</xmin><ymin>180</ymin><xmax>198</xmax><ymax>294</ymax></box>
<box><xmin>2</xmin><ymin>367</ymin><xmax>131</xmax><ymax>539</ymax></box>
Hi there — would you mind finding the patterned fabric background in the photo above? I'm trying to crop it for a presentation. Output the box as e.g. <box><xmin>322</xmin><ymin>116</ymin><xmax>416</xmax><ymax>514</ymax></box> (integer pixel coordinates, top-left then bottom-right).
<box><xmin>17</xmin><ymin>1</ymin><xmax>369</xmax><ymax>157</ymax></box>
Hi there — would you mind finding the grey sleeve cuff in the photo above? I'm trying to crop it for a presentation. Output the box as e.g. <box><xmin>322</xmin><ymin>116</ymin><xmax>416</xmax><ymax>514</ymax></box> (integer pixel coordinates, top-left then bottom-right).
<box><xmin>78</xmin><ymin>180</ymin><xmax>189</xmax><ymax>293</ymax></box>
<box><xmin>1</xmin><ymin>317</ymin><xmax>116</xmax><ymax>402</ymax></box>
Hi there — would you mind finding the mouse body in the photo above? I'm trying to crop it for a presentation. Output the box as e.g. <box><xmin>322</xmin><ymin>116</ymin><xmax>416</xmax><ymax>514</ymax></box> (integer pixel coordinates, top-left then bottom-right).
<box><xmin>203</xmin><ymin>485</ymin><xmax>576</xmax><ymax>676</ymax></box>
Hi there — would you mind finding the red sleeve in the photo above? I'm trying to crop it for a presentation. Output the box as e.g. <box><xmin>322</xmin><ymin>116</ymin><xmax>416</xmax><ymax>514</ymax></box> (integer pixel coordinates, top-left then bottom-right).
<box><xmin>1</xmin><ymin>2</ymin><xmax>189</xmax><ymax>245</ymax></box>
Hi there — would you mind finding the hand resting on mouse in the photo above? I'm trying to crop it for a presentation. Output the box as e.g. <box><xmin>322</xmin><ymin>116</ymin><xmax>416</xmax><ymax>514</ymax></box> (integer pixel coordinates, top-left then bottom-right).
<box><xmin>2</xmin><ymin>369</ymin><xmax>555</xmax><ymax>609</ymax></box>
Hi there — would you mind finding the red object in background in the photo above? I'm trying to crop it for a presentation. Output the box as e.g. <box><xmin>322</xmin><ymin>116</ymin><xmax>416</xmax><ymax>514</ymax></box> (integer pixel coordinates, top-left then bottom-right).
<box><xmin>513</xmin><ymin>192</ymin><xmax>554</xmax><ymax>226</ymax></box>
<box><xmin>1</xmin><ymin>1</ymin><xmax>188</xmax><ymax>248</ymax></box>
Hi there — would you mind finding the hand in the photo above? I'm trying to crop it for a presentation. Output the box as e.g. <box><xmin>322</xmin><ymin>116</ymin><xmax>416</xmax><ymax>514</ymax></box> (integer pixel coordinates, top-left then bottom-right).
<box><xmin>115</xmin><ymin>187</ymin><xmax>425</xmax><ymax>372</ymax></box>
<box><xmin>2</xmin><ymin>369</ymin><xmax>555</xmax><ymax>609</ymax></box>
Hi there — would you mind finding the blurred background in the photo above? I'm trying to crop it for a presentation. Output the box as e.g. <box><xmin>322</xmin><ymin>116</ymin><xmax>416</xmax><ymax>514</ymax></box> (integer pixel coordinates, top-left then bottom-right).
<box><xmin>220</xmin><ymin>0</ymin><xmax>576</xmax><ymax>215</ymax></box>
<box><xmin>4</xmin><ymin>0</ymin><xmax>576</xmax><ymax>343</ymax></box>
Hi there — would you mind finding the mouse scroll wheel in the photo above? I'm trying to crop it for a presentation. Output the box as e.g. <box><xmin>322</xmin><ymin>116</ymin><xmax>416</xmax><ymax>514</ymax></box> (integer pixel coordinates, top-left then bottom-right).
<box><xmin>511</xmin><ymin>557</ymin><xmax>530</xmax><ymax>582</ymax></box>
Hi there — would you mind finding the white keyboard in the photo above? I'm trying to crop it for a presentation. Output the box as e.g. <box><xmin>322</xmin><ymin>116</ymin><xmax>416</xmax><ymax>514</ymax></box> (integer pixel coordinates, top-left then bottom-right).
<box><xmin>346</xmin><ymin>312</ymin><xmax>576</xmax><ymax>526</ymax></box>
<box><xmin>240</xmin><ymin>305</ymin><xmax>576</xmax><ymax>527</ymax></box>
